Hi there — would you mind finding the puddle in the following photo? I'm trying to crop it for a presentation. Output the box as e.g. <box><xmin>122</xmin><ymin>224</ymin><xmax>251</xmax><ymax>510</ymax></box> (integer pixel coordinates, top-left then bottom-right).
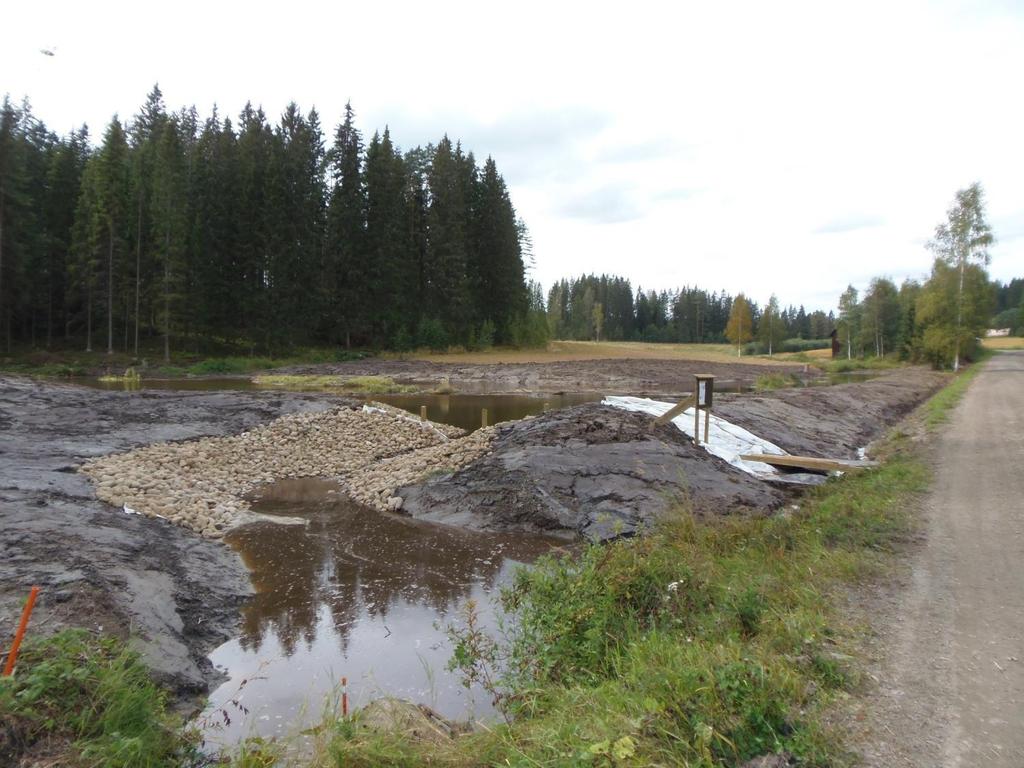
<box><xmin>198</xmin><ymin>478</ymin><xmax>562</xmax><ymax>751</ymax></box>
<box><xmin>367</xmin><ymin>392</ymin><xmax>601</xmax><ymax>432</ymax></box>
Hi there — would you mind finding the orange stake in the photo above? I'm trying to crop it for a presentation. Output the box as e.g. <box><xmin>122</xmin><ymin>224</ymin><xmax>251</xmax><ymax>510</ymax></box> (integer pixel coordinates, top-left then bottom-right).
<box><xmin>341</xmin><ymin>676</ymin><xmax>348</xmax><ymax>717</ymax></box>
<box><xmin>3</xmin><ymin>586</ymin><xmax>40</xmax><ymax>676</ymax></box>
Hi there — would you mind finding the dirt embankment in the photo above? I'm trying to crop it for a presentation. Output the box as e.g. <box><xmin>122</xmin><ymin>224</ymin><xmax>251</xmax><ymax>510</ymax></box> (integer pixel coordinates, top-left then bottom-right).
<box><xmin>397</xmin><ymin>368</ymin><xmax>947</xmax><ymax>539</ymax></box>
<box><xmin>276</xmin><ymin>357</ymin><xmax>811</xmax><ymax>396</ymax></box>
<box><xmin>0</xmin><ymin>365</ymin><xmax>945</xmax><ymax>698</ymax></box>
<box><xmin>0</xmin><ymin>376</ymin><xmax>347</xmax><ymax>695</ymax></box>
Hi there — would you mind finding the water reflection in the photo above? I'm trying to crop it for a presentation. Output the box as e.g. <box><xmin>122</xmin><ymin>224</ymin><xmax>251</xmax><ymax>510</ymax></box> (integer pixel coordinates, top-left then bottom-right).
<box><xmin>68</xmin><ymin>377</ymin><xmax>601</xmax><ymax>432</ymax></box>
<box><xmin>200</xmin><ymin>479</ymin><xmax>561</xmax><ymax>749</ymax></box>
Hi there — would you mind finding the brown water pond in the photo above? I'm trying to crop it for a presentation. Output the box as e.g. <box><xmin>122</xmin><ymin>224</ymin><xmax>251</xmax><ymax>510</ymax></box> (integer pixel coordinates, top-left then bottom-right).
<box><xmin>198</xmin><ymin>478</ymin><xmax>564</xmax><ymax>751</ymax></box>
<box><xmin>67</xmin><ymin>377</ymin><xmax>602</xmax><ymax>432</ymax></box>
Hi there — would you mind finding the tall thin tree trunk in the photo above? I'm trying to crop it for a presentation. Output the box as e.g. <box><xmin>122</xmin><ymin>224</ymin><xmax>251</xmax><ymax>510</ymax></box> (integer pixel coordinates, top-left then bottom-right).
<box><xmin>107</xmin><ymin>224</ymin><xmax>114</xmax><ymax>354</ymax></box>
<box><xmin>46</xmin><ymin>253</ymin><xmax>53</xmax><ymax>349</ymax></box>
<box><xmin>163</xmin><ymin>234</ymin><xmax>170</xmax><ymax>364</ymax></box>
<box><xmin>0</xmin><ymin>187</ymin><xmax>5</xmax><ymax>353</ymax></box>
<box><xmin>134</xmin><ymin>197</ymin><xmax>141</xmax><ymax>355</ymax></box>
<box><xmin>85</xmin><ymin>284</ymin><xmax>93</xmax><ymax>352</ymax></box>
<box><xmin>954</xmin><ymin>258</ymin><xmax>965</xmax><ymax>372</ymax></box>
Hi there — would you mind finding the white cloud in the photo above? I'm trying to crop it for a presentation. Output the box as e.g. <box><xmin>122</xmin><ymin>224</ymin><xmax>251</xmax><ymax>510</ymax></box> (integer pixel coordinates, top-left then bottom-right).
<box><xmin>5</xmin><ymin>0</ymin><xmax>1022</xmax><ymax>311</ymax></box>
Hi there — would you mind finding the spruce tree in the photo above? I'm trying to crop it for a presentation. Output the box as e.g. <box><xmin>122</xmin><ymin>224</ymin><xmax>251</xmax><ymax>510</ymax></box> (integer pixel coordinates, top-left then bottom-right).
<box><xmin>326</xmin><ymin>101</ymin><xmax>365</xmax><ymax>346</ymax></box>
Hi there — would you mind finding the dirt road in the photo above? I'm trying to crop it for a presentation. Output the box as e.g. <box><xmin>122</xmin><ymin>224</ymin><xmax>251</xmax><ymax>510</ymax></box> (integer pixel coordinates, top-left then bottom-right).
<box><xmin>854</xmin><ymin>351</ymin><xmax>1024</xmax><ymax>766</ymax></box>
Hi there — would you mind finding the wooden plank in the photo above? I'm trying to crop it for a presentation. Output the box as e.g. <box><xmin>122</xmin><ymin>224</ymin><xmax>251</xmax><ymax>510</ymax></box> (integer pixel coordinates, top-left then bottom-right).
<box><xmin>653</xmin><ymin>394</ymin><xmax>696</xmax><ymax>426</ymax></box>
<box><xmin>739</xmin><ymin>453</ymin><xmax>878</xmax><ymax>473</ymax></box>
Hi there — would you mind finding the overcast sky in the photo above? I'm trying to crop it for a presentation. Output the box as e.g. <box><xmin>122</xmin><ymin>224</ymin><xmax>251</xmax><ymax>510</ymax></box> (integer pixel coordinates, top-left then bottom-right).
<box><xmin>5</xmin><ymin>0</ymin><xmax>1022</xmax><ymax>312</ymax></box>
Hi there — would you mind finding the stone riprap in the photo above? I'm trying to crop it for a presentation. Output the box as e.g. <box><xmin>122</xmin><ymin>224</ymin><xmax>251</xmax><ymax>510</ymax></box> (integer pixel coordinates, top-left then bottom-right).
<box><xmin>79</xmin><ymin>403</ymin><xmax>485</xmax><ymax>538</ymax></box>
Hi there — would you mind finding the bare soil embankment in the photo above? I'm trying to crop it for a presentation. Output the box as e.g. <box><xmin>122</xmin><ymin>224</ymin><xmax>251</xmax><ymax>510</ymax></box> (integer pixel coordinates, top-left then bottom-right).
<box><xmin>397</xmin><ymin>368</ymin><xmax>947</xmax><ymax>539</ymax></box>
<box><xmin>275</xmin><ymin>357</ymin><xmax>810</xmax><ymax>396</ymax></box>
<box><xmin>0</xmin><ymin>376</ymin><xmax>346</xmax><ymax>694</ymax></box>
<box><xmin>0</xmin><ymin>365</ymin><xmax>944</xmax><ymax>700</ymax></box>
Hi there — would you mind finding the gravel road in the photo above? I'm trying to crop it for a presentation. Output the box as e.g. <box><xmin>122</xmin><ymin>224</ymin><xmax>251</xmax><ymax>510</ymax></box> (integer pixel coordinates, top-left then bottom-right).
<box><xmin>853</xmin><ymin>351</ymin><xmax>1024</xmax><ymax>766</ymax></box>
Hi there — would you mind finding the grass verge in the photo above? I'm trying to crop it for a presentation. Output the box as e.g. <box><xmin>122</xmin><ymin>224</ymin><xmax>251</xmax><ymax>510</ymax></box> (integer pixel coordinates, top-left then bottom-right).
<box><xmin>754</xmin><ymin>372</ymin><xmax>801</xmax><ymax>391</ymax></box>
<box><xmin>921</xmin><ymin>351</ymin><xmax>989</xmax><ymax>429</ymax></box>
<box><xmin>816</xmin><ymin>357</ymin><xmax>903</xmax><ymax>374</ymax></box>
<box><xmin>0</xmin><ymin>631</ymin><xmax>188</xmax><ymax>767</ymax></box>
<box><xmin>0</xmin><ymin>347</ymin><xmax>369</xmax><ymax>379</ymax></box>
<box><xmin>250</xmin><ymin>374</ymin><xmax>415</xmax><ymax>393</ymax></box>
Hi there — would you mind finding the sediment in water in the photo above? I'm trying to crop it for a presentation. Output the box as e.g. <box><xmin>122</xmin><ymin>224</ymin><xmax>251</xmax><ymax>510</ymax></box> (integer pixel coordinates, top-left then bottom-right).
<box><xmin>79</xmin><ymin>402</ymin><xmax>493</xmax><ymax>538</ymax></box>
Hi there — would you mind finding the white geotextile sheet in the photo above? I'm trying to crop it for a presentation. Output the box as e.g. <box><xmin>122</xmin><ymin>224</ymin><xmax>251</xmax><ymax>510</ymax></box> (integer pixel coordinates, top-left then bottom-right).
<box><xmin>602</xmin><ymin>396</ymin><xmax>787</xmax><ymax>479</ymax></box>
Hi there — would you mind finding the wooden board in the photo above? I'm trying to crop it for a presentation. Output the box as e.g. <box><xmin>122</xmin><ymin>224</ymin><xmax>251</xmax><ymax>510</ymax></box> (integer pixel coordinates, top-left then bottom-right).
<box><xmin>653</xmin><ymin>395</ymin><xmax>696</xmax><ymax>426</ymax></box>
<box><xmin>739</xmin><ymin>453</ymin><xmax>878</xmax><ymax>473</ymax></box>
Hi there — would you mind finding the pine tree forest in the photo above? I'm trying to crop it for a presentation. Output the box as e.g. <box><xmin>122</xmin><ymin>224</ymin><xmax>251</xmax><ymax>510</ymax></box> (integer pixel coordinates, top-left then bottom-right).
<box><xmin>0</xmin><ymin>89</ymin><xmax>536</xmax><ymax>358</ymax></box>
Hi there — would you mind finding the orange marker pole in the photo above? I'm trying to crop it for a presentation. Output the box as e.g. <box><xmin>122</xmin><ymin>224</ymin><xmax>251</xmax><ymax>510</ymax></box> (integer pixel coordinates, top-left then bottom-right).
<box><xmin>341</xmin><ymin>676</ymin><xmax>348</xmax><ymax>717</ymax></box>
<box><xmin>3</xmin><ymin>586</ymin><xmax>40</xmax><ymax>676</ymax></box>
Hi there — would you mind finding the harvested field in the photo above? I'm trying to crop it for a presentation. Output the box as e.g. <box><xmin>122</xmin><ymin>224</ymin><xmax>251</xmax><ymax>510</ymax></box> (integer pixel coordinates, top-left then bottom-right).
<box><xmin>277</xmin><ymin>356</ymin><xmax>813</xmax><ymax>397</ymax></box>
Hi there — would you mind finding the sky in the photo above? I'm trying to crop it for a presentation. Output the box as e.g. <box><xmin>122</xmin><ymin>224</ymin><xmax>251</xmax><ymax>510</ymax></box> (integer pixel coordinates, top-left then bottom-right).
<box><xmin>4</xmin><ymin>0</ymin><xmax>1022</xmax><ymax>312</ymax></box>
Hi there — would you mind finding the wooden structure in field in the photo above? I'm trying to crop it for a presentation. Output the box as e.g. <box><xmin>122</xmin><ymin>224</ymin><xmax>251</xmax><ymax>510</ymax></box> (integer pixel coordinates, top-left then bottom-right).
<box><xmin>739</xmin><ymin>453</ymin><xmax>877</xmax><ymax>474</ymax></box>
<box><xmin>653</xmin><ymin>374</ymin><xmax>715</xmax><ymax>445</ymax></box>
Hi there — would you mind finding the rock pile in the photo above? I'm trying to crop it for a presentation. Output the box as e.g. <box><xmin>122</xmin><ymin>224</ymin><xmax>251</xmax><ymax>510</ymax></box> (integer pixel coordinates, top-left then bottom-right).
<box><xmin>79</xmin><ymin>404</ymin><xmax>485</xmax><ymax>538</ymax></box>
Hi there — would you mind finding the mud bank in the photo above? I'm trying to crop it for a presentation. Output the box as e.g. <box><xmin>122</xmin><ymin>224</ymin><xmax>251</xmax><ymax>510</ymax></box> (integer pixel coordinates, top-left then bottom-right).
<box><xmin>0</xmin><ymin>375</ymin><xmax>349</xmax><ymax>694</ymax></box>
<box><xmin>396</xmin><ymin>368</ymin><xmax>947</xmax><ymax>539</ymax></box>
<box><xmin>276</xmin><ymin>357</ymin><xmax>809</xmax><ymax>396</ymax></box>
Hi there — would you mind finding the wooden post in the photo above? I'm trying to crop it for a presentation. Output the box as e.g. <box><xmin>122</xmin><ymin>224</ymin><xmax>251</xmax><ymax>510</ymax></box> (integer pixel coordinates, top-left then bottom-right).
<box><xmin>481</xmin><ymin>408</ymin><xmax>488</xmax><ymax>428</ymax></box>
<box><xmin>420</xmin><ymin>405</ymin><xmax>427</xmax><ymax>420</ymax></box>
<box><xmin>543</xmin><ymin>401</ymin><xmax>550</xmax><ymax>412</ymax></box>
<box><xmin>694</xmin><ymin>374</ymin><xmax>715</xmax><ymax>447</ymax></box>
<box><xmin>3</xmin><ymin>586</ymin><xmax>39</xmax><ymax>676</ymax></box>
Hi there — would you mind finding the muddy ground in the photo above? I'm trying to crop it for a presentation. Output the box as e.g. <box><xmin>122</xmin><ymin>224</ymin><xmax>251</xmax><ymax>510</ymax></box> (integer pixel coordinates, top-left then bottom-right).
<box><xmin>0</xmin><ymin>365</ymin><xmax>944</xmax><ymax>702</ymax></box>
<box><xmin>277</xmin><ymin>357</ymin><xmax>810</xmax><ymax>396</ymax></box>
<box><xmin>0</xmin><ymin>376</ymin><xmax>353</xmax><ymax>695</ymax></box>
<box><xmin>398</xmin><ymin>368</ymin><xmax>947</xmax><ymax>539</ymax></box>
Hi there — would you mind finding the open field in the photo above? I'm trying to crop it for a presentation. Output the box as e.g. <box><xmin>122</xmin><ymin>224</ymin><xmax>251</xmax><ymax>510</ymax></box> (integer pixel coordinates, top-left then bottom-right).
<box><xmin>408</xmin><ymin>340</ymin><xmax>804</xmax><ymax>365</ymax></box>
<box><xmin>982</xmin><ymin>335</ymin><xmax>1024</xmax><ymax>350</ymax></box>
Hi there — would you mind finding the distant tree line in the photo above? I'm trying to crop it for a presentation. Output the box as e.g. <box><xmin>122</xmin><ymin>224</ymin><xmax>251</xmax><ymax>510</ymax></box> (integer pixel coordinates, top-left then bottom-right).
<box><xmin>0</xmin><ymin>88</ymin><xmax>542</xmax><ymax>358</ymax></box>
<box><xmin>551</xmin><ymin>185</ymin><xmax>1020</xmax><ymax>370</ymax></box>
<box><xmin>834</xmin><ymin>183</ymin><xmax>1018</xmax><ymax>369</ymax></box>
<box><xmin>546</xmin><ymin>275</ymin><xmax>835</xmax><ymax>346</ymax></box>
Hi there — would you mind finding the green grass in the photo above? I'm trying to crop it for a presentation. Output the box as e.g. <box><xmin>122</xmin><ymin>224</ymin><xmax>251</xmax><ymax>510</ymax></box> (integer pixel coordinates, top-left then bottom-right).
<box><xmin>922</xmin><ymin>351</ymin><xmax>989</xmax><ymax>429</ymax></box>
<box><xmin>0</xmin><ymin>631</ymin><xmax>189</xmax><ymax>767</ymax></box>
<box><xmin>250</xmin><ymin>374</ymin><xmax>416</xmax><ymax>393</ymax></box>
<box><xmin>0</xmin><ymin>346</ymin><xmax>369</xmax><ymax>379</ymax></box>
<box><xmin>754</xmin><ymin>373</ymin><xmax>801</xmax><ymax>391</ymax></box>
<box><xmin>818</xmin><ymin>357</ymin><xmax>903</xmax><ymax>374</ymax></box>
<box><xmin>0</xmin><ymin>360</ymin><xmax>89</xmax><ymax>377</ymax></box>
